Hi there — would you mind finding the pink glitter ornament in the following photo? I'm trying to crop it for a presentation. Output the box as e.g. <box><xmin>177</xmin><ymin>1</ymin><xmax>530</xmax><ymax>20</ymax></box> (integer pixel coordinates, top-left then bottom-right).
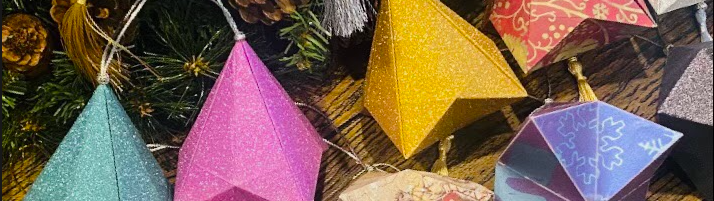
<box><xmin>173</xmin><ymin>38</ymin><xmax>327</xmax><ymax>201</ymax></box>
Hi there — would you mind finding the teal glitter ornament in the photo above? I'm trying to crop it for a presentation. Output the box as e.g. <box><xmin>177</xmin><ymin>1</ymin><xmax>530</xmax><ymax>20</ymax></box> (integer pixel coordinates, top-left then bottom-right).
<box><xmin>23</xmin><ymin>85</ymin><xmax>171</xmax><ymax>201</ymax></box>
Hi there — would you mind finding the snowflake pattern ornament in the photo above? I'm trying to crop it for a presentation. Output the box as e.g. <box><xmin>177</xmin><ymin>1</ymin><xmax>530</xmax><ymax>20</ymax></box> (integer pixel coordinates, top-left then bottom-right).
<box><xmin>496</xmin><ymin>101</ymin><xmax>682</xmax><ymax>201</ymax></box>
<box><xmin>490</xmin><ymin>0</ymin><xmax>656</xmax><ymax>73</ymax></box>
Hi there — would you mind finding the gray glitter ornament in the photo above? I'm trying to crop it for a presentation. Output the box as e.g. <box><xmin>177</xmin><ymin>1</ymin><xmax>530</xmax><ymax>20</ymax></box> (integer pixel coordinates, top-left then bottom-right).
<box><xmin>24</xmin><ymin>85</ymin><xmax>171</xmax><ymax>201</ymax></box>
<box><xmin>658</xmin><ymin>42</ymin><xmax>713</xmax><ymax>201</ymax></box>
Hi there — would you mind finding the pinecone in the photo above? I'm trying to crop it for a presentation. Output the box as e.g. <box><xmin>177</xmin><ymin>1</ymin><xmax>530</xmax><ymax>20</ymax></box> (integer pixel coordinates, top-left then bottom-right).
<box><xmin>2</xmin><ymin>13</ymin><xmax>52</xmax><ymax>77</ymax></box>
<box><xmin>50</xmin><ymin>0</ymin><xmax>134</xmax><ymax>33</ymax></box>
<box><xmin>229</xmin><ymin>0</ymin><xmax>310</xmax><ymax>25</ymax></box>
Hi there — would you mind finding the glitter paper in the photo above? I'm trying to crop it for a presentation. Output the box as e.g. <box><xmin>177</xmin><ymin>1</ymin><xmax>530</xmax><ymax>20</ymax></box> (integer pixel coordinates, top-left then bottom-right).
<box><xmin>490</xmin><ymin>0</ymin><xmax>656</xmax><ymax>73</ymax></box>
<box><xmin>364</xmin><ymin>0</ymin><xmax>528</xmax><ymax>159</ymax></box>
<box><xmin>339</xmin><ymin>170</ymin><xmax>494</xmax><ymax>201</ymax></box>
<box><xmin>496</xmin><ymin>101</ymin><xmax>682</xmax><ymax>201</ymax></box>
<box><xmin>658</xmin><ymin>42</ymin><xmax>713</xmax><ymax>201</ymax></box>
<box><xmin>647</xmin><ymin>0</ymin><xmax>705</xmax><ymax>14</ymax></box>
<box><xmin>24</xmin><ymin>85</ymin><xmax>171</xmax><ymax>201</ymax></box>
<box><xmin>173</xmin><ymin>40</ymin><xmax>327</xmax><ymax>201</ymax></box>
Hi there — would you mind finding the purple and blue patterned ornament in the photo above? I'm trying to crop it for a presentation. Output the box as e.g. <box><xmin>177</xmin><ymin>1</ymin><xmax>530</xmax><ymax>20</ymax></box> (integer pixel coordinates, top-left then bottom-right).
<box><xmin>496</xmin><ymin>101</ymin><xmax>682</xmax><ymax>201</ymax></box>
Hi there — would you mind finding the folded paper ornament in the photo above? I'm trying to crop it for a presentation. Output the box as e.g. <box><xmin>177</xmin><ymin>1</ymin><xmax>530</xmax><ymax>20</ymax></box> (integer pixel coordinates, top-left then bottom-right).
<box><xmin>24</xmin><ymin>85</ymin><xmax>171</xmax><ymax>201</ymax></box>
<box><xmin>647</xmin><ymin>0</ymin><xmax>705</xmax><ymax>14</ymax></box>
<box><xmin>364</xmin><ymin>0</ymin><xmax>528</xmax><ymax>159</ymax></box>
<box><xmin>173</xmin><ymin>39</ymin><xmax>327</xmax><ymax>201</ymax></box>
<box><xmin>657</xmin><ymin>42</ymin><xmax>713</xmax><ymax>201</ymax></box>
<box><xmin>490</xmin><ymin>0</ymin><xmax>657</xmax><ymax>73</ymax></box>
<box><xmin>339</xmin><ymin>170</ymin><xmax>494</xmax><ymax>201</ymax></box>
<box><xmin>496</xmin><ymin>101</ymin><xmax>682</xmax><ymax>201</ymax></box>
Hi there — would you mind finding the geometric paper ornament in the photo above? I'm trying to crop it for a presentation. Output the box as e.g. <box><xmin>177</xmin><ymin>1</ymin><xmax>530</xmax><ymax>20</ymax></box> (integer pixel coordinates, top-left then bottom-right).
<box><xmin>339</xmin><ymin>170</ymin><xmax>494</xmax><ymax>201</ymax></box>
<box><xmin>24</xmin><ymin>85</ymin><xmax>171</xmax><ymax>201</ymax></box>
<box><xmin>173</xmin><ymin>39</ymin><xmax>327</xmax><ymax>201</ymax></box>
<box><xmin>496</xmin><ymin>101</ymin><xmax>682</xmax><ymax>201</ymax></box>
<box><xmin>365</xmin><ymin>0</ymin><xmax>528</xmax><ymax>159</ymax></box>
<box><xmin>657</xmin><ymin>42</ymin><xmax>713</xmax><ymax>201</ymax></box>
<box><xmin>647</xmin><ymin>0</ymin><xmax>705</xmax><ymax>14</ymax></box>
<box><xmin>490</xmin><ymin>0</ymin><xmax>656</xmax><ymax>73</ymax></box>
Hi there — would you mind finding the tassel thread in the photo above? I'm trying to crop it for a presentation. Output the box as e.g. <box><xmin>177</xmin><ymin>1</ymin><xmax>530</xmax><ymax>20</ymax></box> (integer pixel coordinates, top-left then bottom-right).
<box><xmin>322</xmin><ymin>0</ymin><xmax>373</xmax><ymax>37</ymax></box>
<box><xmin>696</xmin><ymin>2</ymin><xmax>712</xmax><ymax>42</ymax></box>
<box><xmin>567</xmin><ymin>57</ymin><xmax>598</xmax><ymax>102</ymax></box>
<box><xmin>59</xmin><ymin>0</ymin><xmax>127</xmax><ymax>88</ymax></box>
<box><xmin>432</xmin><ymin>135</ymin><xmax>454</xmax><ymax>176</ymax></box>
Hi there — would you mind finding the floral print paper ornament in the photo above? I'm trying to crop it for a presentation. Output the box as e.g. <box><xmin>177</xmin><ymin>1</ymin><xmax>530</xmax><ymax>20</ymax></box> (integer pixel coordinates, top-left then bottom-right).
<box><xmin>490</xmin><ymin>0</ymin><xmax>656</xmax><ymax>73</ymax></box>
<box><xmin>340</xmin><ymin>170</ymin><xmax>494</xmax><ymax>201</ymax></box>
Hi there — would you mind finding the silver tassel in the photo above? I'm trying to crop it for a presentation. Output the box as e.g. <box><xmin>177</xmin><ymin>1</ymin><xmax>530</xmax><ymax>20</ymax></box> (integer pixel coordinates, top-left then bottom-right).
<box><xmin>322</xmin><ymin>0</ymin><xmax>373</xmax><ymax>37</ymax></box>
<box><xmin>696</xmin><ymin>2</ymin><xmax>712</xmax><ymax>42</ymax></box>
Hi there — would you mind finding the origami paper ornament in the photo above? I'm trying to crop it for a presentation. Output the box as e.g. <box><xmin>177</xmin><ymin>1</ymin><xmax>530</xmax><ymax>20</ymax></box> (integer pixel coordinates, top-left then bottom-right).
<box><xmin>496</xmin><ymin>101</ymin><xmax>682</xmax><ymax>201</ymax></box>
<box><xmin>340</xmin><ymin>170</ymin><xmax>494</xmax><ymax>201</ymax></box>
<box><xmin>657</xmin><ymin>42</ymin><xmax>713</xmax><ymax>201</ymax></box>
<box><xmin>24</xmin><ymin>85</ymin><xmax>172</xmax><ymax>201</ymax></box>
<box><xmin>365</xmin><ymin>0</ymin><xmax>528</xmax><ymax>159</ymax></box>
<box><xmin>173</xmin><ymin>2</ymin><xmax>326</xmax><ymax>200</ymax></box>
<box><xmin>647</xmin><ymin>0</ymin><xmax>705</xmax><ymax>14</ymax></box>
<box><xmin>24</xmin><ymin>2</ymin><xmax>170</xmax><ymax>200</ymax></box>
<box><xmin>490</xmin><ymin>0</ymin><xmax>657</xmax><ymax>73</ymax></box>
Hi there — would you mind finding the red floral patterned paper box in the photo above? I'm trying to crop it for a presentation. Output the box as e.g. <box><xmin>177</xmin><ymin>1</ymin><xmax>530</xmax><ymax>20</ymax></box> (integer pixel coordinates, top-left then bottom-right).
<box><xmin>490</xmin><ymin>0</ymin><xmax>656</xmax><ymax>73</ymax></box>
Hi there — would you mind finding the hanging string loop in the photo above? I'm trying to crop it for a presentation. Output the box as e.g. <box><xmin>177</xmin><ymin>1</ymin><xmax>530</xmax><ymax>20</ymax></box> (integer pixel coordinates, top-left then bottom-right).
<box><xmin>294</xmin><ymin>102</ymin><xmax>401</xmax><ymax>179</ymax></box>
<box><xmin>209</xmin><ymin>0</ymin><xmax>246</xmax><ymax>41</ymax></box>
<box><xmin>97</xmin><ymin>0</ymin><xmax>150</xmax><ymax>84</ymax></box>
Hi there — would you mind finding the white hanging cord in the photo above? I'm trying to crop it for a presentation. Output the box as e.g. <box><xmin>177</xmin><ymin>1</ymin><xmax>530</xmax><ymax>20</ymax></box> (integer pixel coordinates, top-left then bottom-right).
<box><xmin>209</xmin><ymin>0</ymin><xmax>246</xmax><ymax>41</ymax></box>
<box><xmin>97</xmin><ymin>0</ymin><xmax>149</xmax><ymax>85</ymax></box>
<box><xmin>696</xmin><ymin>2</ymin><xmax>712</xmax><ymax>42</ymax></box>
<box><xmin>147</xmin><ymin>144</ymin><xmax>181</xmax><ymax>152</ymax></box>
<box><xmin>294</xmin><ymin>102</ymin><xmax>401</xmax><ymax>179</ymax></box>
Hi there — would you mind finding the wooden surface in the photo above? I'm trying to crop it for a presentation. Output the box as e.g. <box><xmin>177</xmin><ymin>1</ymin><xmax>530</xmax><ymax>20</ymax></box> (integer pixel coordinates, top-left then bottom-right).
<box><xmin>3</xmin><ymin>0</ymin><xmax>712</xmax><ymax>200</ymax></box>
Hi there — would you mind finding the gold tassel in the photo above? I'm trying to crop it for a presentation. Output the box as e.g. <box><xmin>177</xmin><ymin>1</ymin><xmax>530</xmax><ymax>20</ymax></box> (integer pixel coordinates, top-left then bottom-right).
<box><xmin>59</xmin><ymin>0</ymin><xmax>127</xmax><ymax>88</ymax></box>
<box><xmin>431</xmin><ymin>135</ymin><xmax>454</xmax><ymax>176</ymax></box>
<box><xmin>567</xmin><ymin>57</ymin><xmax>598</xmax><ymax>102</ymax></box>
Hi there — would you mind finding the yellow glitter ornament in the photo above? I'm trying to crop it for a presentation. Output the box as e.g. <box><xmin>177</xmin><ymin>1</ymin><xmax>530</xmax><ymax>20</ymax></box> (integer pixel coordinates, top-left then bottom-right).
<box><xmin>364</xmin><ymin>0</ymin><xmax>528</xmax><ymax>159</ymax></box>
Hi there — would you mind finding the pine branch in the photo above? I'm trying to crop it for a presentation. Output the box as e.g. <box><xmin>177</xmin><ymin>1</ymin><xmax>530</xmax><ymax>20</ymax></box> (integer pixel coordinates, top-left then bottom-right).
<box><xmin>2</xmin><ymin>71</ymin><xmax>27</xmax><ymax>117</ymax></box>
<box><xmin>119</xmin><ymin>0</ymin><xmax>236</xmax><ymax>141</ymax></box>
<box><xmin>29</xmin><ymin>52</ymin><xmax>94</xmax><ymax>125</ymax></box>
<box><xmin>279</xmin><ymin>4</ymin><xmax>331</xmax><ymax>72</ymax></box>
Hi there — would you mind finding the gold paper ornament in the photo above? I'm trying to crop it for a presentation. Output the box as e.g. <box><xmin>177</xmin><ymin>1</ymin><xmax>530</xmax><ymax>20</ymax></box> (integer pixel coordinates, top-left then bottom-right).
<box><xmin>364</xmin><ymin>0</ymin><xmax>528</xmax><ymax>158</ymax></box>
